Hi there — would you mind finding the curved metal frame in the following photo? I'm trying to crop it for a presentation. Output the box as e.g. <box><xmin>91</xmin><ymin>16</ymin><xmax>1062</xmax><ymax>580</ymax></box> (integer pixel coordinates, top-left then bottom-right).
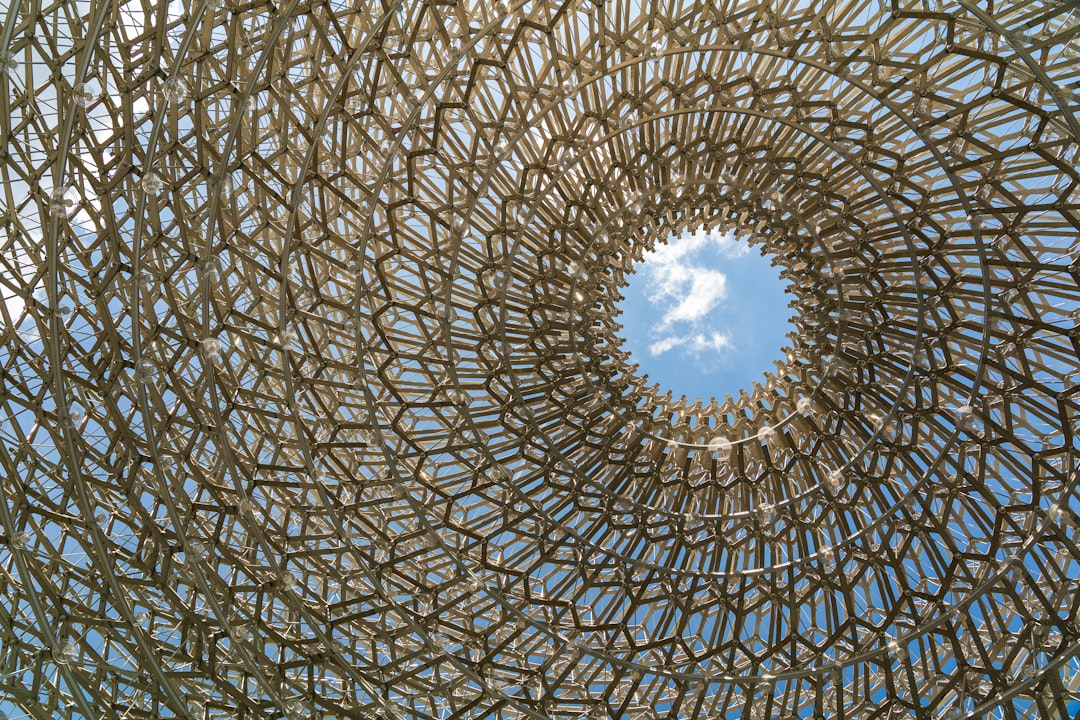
<box><xmin>1</xmin><ymin>0</ymin><xmax>1078</xmax><ymax>718</ymax></box>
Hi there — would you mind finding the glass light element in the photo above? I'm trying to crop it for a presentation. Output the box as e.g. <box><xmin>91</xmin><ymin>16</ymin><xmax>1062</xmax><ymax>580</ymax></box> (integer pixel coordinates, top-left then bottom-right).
<box><xmin>824</xmin><ymin>469</ymin><xmax>846</xmax><ymax>495</ymax></box>
<box><xmin>8</xmin><ymin>530</ymin><xmax>31</xmax><ymax>549</ymax></box>
<box><xmin>282</xmin><ymin>699</ymin><xmax>307</xmax><ymax>720</ymax></box>
<box><xmin>953</xmin><ymin>405</ymin><xmax>976</xmax><ymax>431</ymax></box>
<box><xmin>200</xmin><ymin>337</ymin><xmax>223</xmax><ymax>359</ymax></box>
<box><xmin>707</xmin><ymin>436</ymin><xmax>732</xmax><ymax>460</ymax></box>
<box><xmin>822</xmin><ymin>354</ymin><xmax>847</xmax><ymax>375</ymax></box>
<box><xmin>1046</xmin><ymin>503</ymin><xmax>1068</xmax><ymax>525</ymax></box>
<box><xmin>73</xmin><ymin>81</ymin><xmax>101</xmax><ymax>107</ymax></box>
<box><xmin>564</xmin><ymin>260</ymin><xmax>588</xmax><ymax>282</ymax></box>
<box><xmin>50</xmin><ymin>186</ymin><xmax>79</xmax><ymax>217</ymax></box>
<box><xmin>276</xmin><ymin>329</ymin><xmax>296</xmax><ymax>347</ymax></box>
<box><xmin>59</xmin><ymin>405</ymin><xmax>85</xmax><ymax>429</ymax></box>
<box><xmin>188</xmin><ymin>541</ymin><xmax>208</xmax><ymax>560</ymax></box>
<box><xmin>871</xmin><ymin>414</ymin><xmax>898</xmax><ymax>442</ymax></box>
<box><xmin>0</xmin><ymin>51</ymin><xmax>16</xmax><ymax>76</ymax></box>
<box><xmin>217</xmin><ymin>173</ymin><xmax>238</xmax><ymax>199</ymax></box>
<box><xmin>162</xmin><ymin>78</ymin><xmax>187</xmax><ymax>103</ymax></box>
<box><xmin>53</xmin><ymin>640</ymin><xmax>78</xmax><ymax>665</ymax></box>
<box><xmin>141</xmin><ymin>173</ymin><xmax>165</xmax><ymax>194</ymax></box>
<box><xmin>444</xmin><ymin>387</ymin><xmax>469</xmax><ymax>404</ymax></box>
<box><xmin>134</xmin><ymin>358</ymin><xmax>160</xmax><ymax>383</ymax></box>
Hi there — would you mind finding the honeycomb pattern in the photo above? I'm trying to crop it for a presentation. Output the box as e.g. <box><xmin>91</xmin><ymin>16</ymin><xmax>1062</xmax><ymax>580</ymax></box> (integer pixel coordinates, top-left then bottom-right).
<box><xmin>1</xmin><ymin>1</ymin><xmax>1079</xmax><ymax>719</ymax></box>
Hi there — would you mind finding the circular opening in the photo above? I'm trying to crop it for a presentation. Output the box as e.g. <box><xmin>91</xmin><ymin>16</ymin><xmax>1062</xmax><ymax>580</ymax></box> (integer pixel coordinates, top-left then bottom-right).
<box><xmin>616</xmin><ymin>227</ymin><xmax>795</xmax><ymax>403</ymax></box>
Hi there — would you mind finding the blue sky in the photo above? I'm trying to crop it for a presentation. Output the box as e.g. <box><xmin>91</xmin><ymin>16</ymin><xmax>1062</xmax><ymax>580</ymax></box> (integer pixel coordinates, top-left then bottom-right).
<box><xmin>616</xmin><ymin>228</ymin><xmax>795</xmax><ymax>404</ymax></box>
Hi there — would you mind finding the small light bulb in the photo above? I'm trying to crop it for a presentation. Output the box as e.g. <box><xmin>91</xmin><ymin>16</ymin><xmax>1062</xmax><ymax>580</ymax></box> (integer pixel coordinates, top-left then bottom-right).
<box><xmin>282</xmin><ymin>699</ymin><xmax>307</xmax><ymax>720</ymax></box>
<box><xmin>50</xmin><ymin>187</ymin><xmax>78</xmax><ymax>217</ymax></box>
<box><xmin>707</xmin><ymin>436</ymin><xmax>732</xmax><ymax>460</ymax></box>
<box><xmin>954</xmin><ymin>405</ymin><xmax>975</xmax><ymax>429</ymax></box>
<box><xmin>53</xmin><ymin>639</ymin><xmax>78</xmax><ymax>664</ymax></box>
<box><xmin>1047</xmin><ymin>503</ymin><xmax>1067</xmax><ymax>525</ymax></box>
<box><xmin>819</xmin><ymin>546</ymin><xmax>836</xmax><ymax>568</ymax></box>
<box><xmin>134</xmin><ymin>358</ymin><xmax>159</xmax><ymax>383</ymax></box>
<box><xmin>825</xmin><ymin>469</ymin><xmax>846</xmax><ymax>495</ymax></box>
<box><xmin>141</xmin><ymin>172</ymin><xmax>165</xmax><ymax>195</ymax></box>
<box><xmin>8</xmin><ymin>530</ymin><xmax>31</xmax><ymax>549</ymax></box>
<box><xmin>162</xmin><ymin>77</ymin><xmax>189</xmax><ymax>104</ymax></box>
<box><xmin>60</xmin><ymin>405</ymin><xmax>85</xmax><ymax>429</ymax></box>
<box><xmin>872</xmin><ymin>414</ymin><xmax>898</xmax><ymax>442</ymax></box>
<box><xmin>200</xmin><ymin>337</ymin><xmax>223</xmax><ymax>360</ymax></box>
<box><xmin>73</xmin><ymin>81</ymin><xmax>101</xmax><ymax>107</ymax></box>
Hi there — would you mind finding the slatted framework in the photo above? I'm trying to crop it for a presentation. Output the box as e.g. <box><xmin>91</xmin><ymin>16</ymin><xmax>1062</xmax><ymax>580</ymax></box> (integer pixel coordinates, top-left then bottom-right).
<box><xmin>1</xmin><ymin>0</ymin><xmax>1079</xmax><ymax>719</ymax></box>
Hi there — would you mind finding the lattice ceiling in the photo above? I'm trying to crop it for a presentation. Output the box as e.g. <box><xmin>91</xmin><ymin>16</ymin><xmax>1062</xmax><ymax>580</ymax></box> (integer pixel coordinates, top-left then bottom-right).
<box><xmin>1</xmin><ymin>0</ymin><xmax>1079</xmax><ymax>719</ymax></box>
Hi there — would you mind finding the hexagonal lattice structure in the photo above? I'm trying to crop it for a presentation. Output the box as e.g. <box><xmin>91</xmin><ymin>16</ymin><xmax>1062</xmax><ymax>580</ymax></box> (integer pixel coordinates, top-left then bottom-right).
<box><xmin>1</xmin><ymin>1</ymin><xmax>1079</xmax><ymax>719</ymax></box>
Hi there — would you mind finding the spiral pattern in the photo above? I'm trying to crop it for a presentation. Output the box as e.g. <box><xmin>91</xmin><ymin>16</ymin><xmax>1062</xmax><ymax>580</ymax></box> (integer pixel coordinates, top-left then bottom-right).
<box><xmin>1</xmin><ymin>0</ymin><xmax>1079</xmax><ymax>718</ymax></box>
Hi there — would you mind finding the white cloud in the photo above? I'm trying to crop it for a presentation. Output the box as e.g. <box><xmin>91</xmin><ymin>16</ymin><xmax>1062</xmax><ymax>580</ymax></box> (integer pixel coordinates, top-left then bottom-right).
<box><xmin>648</xmin><ymin>227</ymin><xmax>748</xmax><ymax>266</ymax></box>
<box><xmin>635</xmin><ymin>228</ymin><xmax>745</xmax><ymax>362</ymax></box>
<box><xmin>648</xmin><ymin>335</ymin><xmax>685</xmax><ymax>355</ymax></box>
<box><xmin>652</xmin><ymin>265</ymin><xmax>726</xmax><ymax>327</ymax></box>
<box><xmin>649</xmin><ymin>331</ymin><xmax>732</xmax><ymax>357</ymax></box>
